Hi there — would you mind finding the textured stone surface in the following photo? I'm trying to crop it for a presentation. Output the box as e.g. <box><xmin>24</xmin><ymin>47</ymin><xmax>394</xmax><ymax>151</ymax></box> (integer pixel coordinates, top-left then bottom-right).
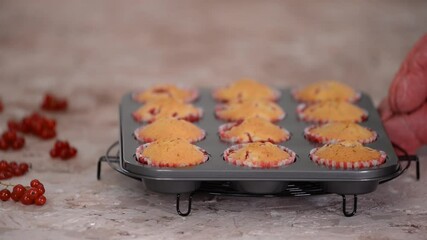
<box><xmin>0</xmin><ymin>1</ymin><xmax>426</xmax><ymax>239</ymax></box>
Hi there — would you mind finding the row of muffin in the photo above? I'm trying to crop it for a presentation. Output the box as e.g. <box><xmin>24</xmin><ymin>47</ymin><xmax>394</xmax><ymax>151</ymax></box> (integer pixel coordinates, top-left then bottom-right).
<box><xmin>293</xmin><ymin>81</ymin><xmax>386</xmax><ymax>169</ymax></box>
<box><xmin>131</xmin><ymin>85</ymin><xmax>207</xmax><ymax>167</ymax></box>
<box><xmin>212</xmin><ymin>80</ymin><xmax>296</xmax><ymax>168</ymax></box>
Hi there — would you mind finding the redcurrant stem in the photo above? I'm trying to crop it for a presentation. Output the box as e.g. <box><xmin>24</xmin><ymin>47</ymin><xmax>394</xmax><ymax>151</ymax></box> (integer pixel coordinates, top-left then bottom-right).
<box><xmin>0</xmin><ymin>181</ymin><xmax>15</xmax><ymax>188</ymax></box>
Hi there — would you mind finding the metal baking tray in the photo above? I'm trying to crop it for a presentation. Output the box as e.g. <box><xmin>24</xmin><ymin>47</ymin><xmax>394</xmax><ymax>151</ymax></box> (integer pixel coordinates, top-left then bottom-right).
<box><xmin>119</xmin><ymin>89</ymin><xmax>399</xmax><ymax>195</ymax></box>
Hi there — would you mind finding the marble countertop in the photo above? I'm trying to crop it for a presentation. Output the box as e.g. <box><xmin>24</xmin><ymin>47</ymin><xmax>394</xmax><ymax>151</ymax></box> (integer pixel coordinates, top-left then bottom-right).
<box><xmin>1</xmin><ymin>1</ymin><xmax>426</xmax><ymax>239</ymax></box>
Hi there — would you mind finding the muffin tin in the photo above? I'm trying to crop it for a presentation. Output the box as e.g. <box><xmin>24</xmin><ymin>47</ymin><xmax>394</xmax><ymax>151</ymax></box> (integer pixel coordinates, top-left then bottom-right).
<box><xmin>119</xmin><ymin>89</ymin><xmax>399</xmax><ymax>195</ymax></box>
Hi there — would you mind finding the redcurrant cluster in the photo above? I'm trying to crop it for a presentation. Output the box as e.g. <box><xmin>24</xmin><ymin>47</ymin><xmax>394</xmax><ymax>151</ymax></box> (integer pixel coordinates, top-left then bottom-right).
<box><xmin>0</xmin><ymin>130</ymin><xmax>25</xmax><ymax>151</ymax></box>
<box><xmin>50</xmin><ymin>140</ymin><xmax>78</xmax><ymax>160</ymax></box>
<box><xmin>0</xmin><ymin>160</ymin><xmax>30</xmax><ymax>180</ymax></box>
<box><xmin>0</xmin><ymin>179</ymin><xmax>46</xmax><ymax>206</ymax></box>
<box><xmin>8</xmin><ymin>112</ymin><xmax>56</xmax><ymax>139</ymax></box>
<box><xmin>41</xmin><ymin>93</ymin><xmax>68</xmax><ymax>111</ymax></box>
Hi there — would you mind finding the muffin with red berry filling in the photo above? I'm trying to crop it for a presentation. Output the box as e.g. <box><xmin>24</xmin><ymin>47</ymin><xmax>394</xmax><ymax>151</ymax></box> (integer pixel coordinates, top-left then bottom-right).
<box><xmin>292</xmin><ymin>80</ymin><xmax>360</xmax><ymax>103</ymax></box>
<box><xmin>213</xmin><ymin>79</ymin><xmax>280</xmax><ymax>102</ymax></box>
<box><xmin>309</xmin><ymin>141</ymin><xmax>386</xmax><ymax>169</ymax></box>
<box><xmin>216</xmin><ymin>100</ymin><xmax>285</xmax><ymax>122</ymax></box>
<box><xmin>223</xmin><ymin>142</ymin><xmax>296</xmax><ymax>168</ymax></box>
<box><xmin>132</xmin><ymin>98</ymin><xmax>202</xmax><ymax>123</ymax></box>
<box><xmin>136</xmin><ymin>139</ymin><xmax>208</xmax><ymax>167</ymax></box>
<box><xmin>304</xmin><ymin>122</ymin><xmax>377</xmax><ymax>144</ymax></box>
<box><xmin>134</xmin><ymin>118</ymin><xmax>205</xmax><ymax>143</ymax></box>
<box><xmin>297</xmin><ymin>101</ymin><xmax>367</xmax><ymax>123</ymax></box>
<box><xmin>133</xmin><ymin>84</ymin><xmax>198</xmax><ymax>103</ymax></box>
<box><xmin>219</xmin><ymin>117</ymin><xmax>290</xmax><ymax>143</ymax></box>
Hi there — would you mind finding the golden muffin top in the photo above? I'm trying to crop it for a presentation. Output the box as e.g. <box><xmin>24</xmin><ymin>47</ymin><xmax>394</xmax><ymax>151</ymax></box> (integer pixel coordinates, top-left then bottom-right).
<box><xmin>298</xmin><ymin>101</ymin><xmax>367</xmax><ymax>123</ymax></box>
<box><xmin>311</xmin><ymin>141</ymin><xmax>383</xmax><ymax>163</ymax></box>
<box><xmin>305</xmin><ymin>122</ymin><xmax>377</xmax><ymax>143</ymax></box>
<box><xmin>219</xmin><ymin>117</ymin><xmax>290</xmax><ymax>143</ymax></box>
<box><xmin>293</xmin><ymin>80</ymin><xmax>359</xmax><ymax>103</ymax></box>
<box><xmin>213</xmin><ymin>79</ymin><xmax>279</xmax><ymax>102</ymax></box>
<box><xmin>133</xmin><ymin>84</ymin><xmax>198</xmax><ymax>103</ymax></box>
<box><xmin>134</xmin><ymin>118</ymin><xmax>205</xmax><ymax>143</ymax></box>
<box><xmin>224</xmin><ymin>142</ymin><xmax>295</xmax><ymax>168</ymax></box>
<box><xmin>132</xmin><ymin>98</ymin><xmax>202</xmax><ymax>123</ymax></box>
<box><xmin>136</xmin><ymin>139</ymin><xmax>207</xmax><ymax>167</ymax></box>
<box><xmin>216</xmin><ymin>100</ymin><xmax>285</xmax><ymax>122</ymax></box>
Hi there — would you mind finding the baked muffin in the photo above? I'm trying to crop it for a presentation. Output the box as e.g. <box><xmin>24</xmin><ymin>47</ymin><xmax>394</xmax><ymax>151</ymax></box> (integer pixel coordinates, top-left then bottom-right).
<box><xmin>292</xmin><ymin>80</ymin><xmax>360</xmax><ymax>103</ymax></box>
<box><xmin>136</xmin><ymin>139</ymin><xmax>208</xmax><ymax>167</ymax></box>
<box><xmin>219</xmin><ymin>117</ymin><xmax>290</xmax><ymax>143</ymax></box>
<box><xmin>212</xmin><ymin>79</ymin><xmax>280</xmax><ymax>102</ymax></box>
<box><xmin>134</xmin><ymin>118</ymin><xmax>206</xmax><ymax>143</ymax></box>
<box><xmin>297</xmin><ymin>101</ymin><xmax>368</xmax><ymax>123</ymax></box>
<box><xmin>132</xmin><ymin>98</ymin><xmax>202</xmax><ymax>123</ymax></box>
<box><xmin>216</xmin><ymin>100</ymin><xmax>285</xmax><ymax>122</ymax></box>
<box><xmin>223</xmin><ymin>142</ymin><xmax>296</xmax><ymax>168</ymax></box>
<box><xmin>304</xmin><ymin>122</ymin><xmax>377</xmax><ymax>144</ymax></box>
<box><xmin>309</xmin><ymin>141</ymin><xmax>386</xmax><ymax>169</ymax></box>
<box><xmin>133</xmin><ymin>84</ymin><xmax>198</xmax><ymax>103</ymax></box>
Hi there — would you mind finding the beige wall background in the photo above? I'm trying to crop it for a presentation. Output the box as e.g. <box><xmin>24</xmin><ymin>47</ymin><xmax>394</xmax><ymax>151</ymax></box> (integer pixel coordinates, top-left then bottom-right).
<box><xmin>1</xmin><ymin>0</ymin><xmax>426</xmax><ymax>105</ymax></box>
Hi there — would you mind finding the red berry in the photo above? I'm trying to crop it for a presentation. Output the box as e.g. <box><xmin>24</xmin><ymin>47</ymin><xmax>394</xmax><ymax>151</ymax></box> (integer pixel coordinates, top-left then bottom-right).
<box><xmin>0</xmin><ymin>189</ymin><xmax>11</xmax><ymax>201</ymax></box>
<box><xmin>69</xmin><ymin>147</ymin><xmax>77</xmax><ymax>157</ymax></box>
<box><xmin>45</xmin><ymin>119</ymin><xmax>56</xmax><ymax>129</ymax></box>
<box><xmin>54</xmin><ymin>140</ymin><xmax>65</xmax><ymax>150</ymax></box>
<box><xmin>41</xmin><ymin>93</ymin><xmax>67</xmax><ymax>111</ymax></box>
<box><xmin>62</xmin><ymin>141</ymin><xmax>70</xmax><ymax>149</ymax></box>
<box><xmin>12</xmin><ymin>184</ymin><xmax>27</xmax><ymax>201</ymax></box>
<box><xmin>19</xmin><ymin>163</ymin><xmax>29</xmax><ymax>173</ymax></box>
<box><xmin>7</xmin><ymin>120</ymin><xmax>21</xmax><ymax>131</ymax></box>
<box><xmin>10</xmin><ymin>192</ymin><xmax>20</xmax><ymax>201</ymax></box>
<box><xmin>36</xmin><ymin>185</ymin><xmax>45</xmax><ymax>195</ymax></box>
<box><xmin>0</xmin><ymin>139</ymin><xmax>9</xmax><ymax>150</ymax></box>
<box><xmin>60</xmin><ymin>149</ymin><xmax>70</xmax><ymax>160</ymax></box>
<box><xmin>9</xmin><ymin>161</ymin><xmax>17</xmax><ymax>169</ymax></box>
<box><xmin>2</xmin><ymin>130</ymin><xmax>17</xmax><ymax>143</ymax></box>
<box><xmin>0</xmin><ymin>160</ymin><xmax>8</xmax><ymax>171</ymax></box>
<box><xmin>26</xmin><ymin>187</ymin><xmax>41</xmax><ymax>200</ymax></box>
<box><xmin>11</xmin><ymin>137</ymin><xmax>25</xmax><ymax>150</ymax></box>
<box><xmin>13</xmin><ymin>167</ymin><xmax>24</xmax><ymax>176</ymax></box>
<box><xmin>3</xmin><ymin>170</ymin><xmax>13</xmax><ymax>179</ymax></box>
<box><xmin>9</xmin><ymin>161</ymin><xmax>17</xmax><ymax>168</ymax></box>
<box><xmin>34</xmin><ymin>195</ymin><xmax>46</xmax><ymax>206</ymax></box>
<box><xmin>20</xmin><ymin>193</ymin><xmax>33</xmax><ymax>205</ymax></box>
<box><xmin>50</xmin><ymin>148</ymin><xmax>59</xmax><ymax>158</ymax></box>
<box><xmin>30</xmin><ymin>179</ymin><xmax>41</xmax><ymax>188</ymax></box>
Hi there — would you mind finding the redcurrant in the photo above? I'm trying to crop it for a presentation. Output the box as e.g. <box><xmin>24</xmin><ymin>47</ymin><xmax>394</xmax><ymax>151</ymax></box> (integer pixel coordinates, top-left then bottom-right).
<box><xmin>0</xmin><ymin>189</ymin><xmax>11</xmax><ymax>201</ymax></box>
<box><xmin>34</xmin><ymin>195</ymin><xmax>46</xmax><ymax>206</ymax></box>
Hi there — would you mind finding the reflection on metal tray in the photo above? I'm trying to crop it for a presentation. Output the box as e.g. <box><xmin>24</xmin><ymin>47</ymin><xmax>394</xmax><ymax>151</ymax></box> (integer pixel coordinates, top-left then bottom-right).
<box><xmin>119</xmin><ymin>89</ymin><xmax>400</xmax><ymax>195</ymax></box>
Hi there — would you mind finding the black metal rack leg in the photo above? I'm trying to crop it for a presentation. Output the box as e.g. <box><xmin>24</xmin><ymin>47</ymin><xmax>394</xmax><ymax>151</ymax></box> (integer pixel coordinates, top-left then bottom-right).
<box><xmin>398</xmin><ymin>155</ymin><xmax>420</xmax><ymax>180</ymax></box>
<box><xmin>176</xmin><ymin>193</ymin><xmax>193</xmax><ymax>216</ymax></box>
<box><xmin>97</xmin><ymin>157</ymin><xmax>106</xmax><ymax>180</ymax></box>
<box><xmin>342</xmin><ymin>195</ymin><xmax>357</xmax><ymax>217</ymax></box>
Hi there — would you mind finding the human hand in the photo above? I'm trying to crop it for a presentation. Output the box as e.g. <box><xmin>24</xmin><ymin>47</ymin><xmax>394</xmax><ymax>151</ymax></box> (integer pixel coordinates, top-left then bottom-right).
<box><xmin>379</xmin><ymin>34</ymin><xmax>427</xmax><ymax>155</ymax></box>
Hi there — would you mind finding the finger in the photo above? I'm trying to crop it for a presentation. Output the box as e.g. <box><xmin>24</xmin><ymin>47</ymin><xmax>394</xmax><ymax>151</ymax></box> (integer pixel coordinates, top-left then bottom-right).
<box><xmin>404</xmin><ymin>103</ymin><xmax>427</xmax><ymax>144</ymax></box>
<box><xmin>389</xmin><ymin>68</ymin><xmax>427</xmax><ymax>113</ymax></box>
<box><xmin>389</xmin><ymin>34</ymin><xmax>427</xmax><ymax>113</ymax></box>
<box><xmin>378</xmin><ymin>97</ymin><xmax>394</xmax><ymax>121</ymax></box>
<box><xmin>382</xmin><ymin>112</ymin><xmax>422</xmax><ymax>155</ymax></box>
